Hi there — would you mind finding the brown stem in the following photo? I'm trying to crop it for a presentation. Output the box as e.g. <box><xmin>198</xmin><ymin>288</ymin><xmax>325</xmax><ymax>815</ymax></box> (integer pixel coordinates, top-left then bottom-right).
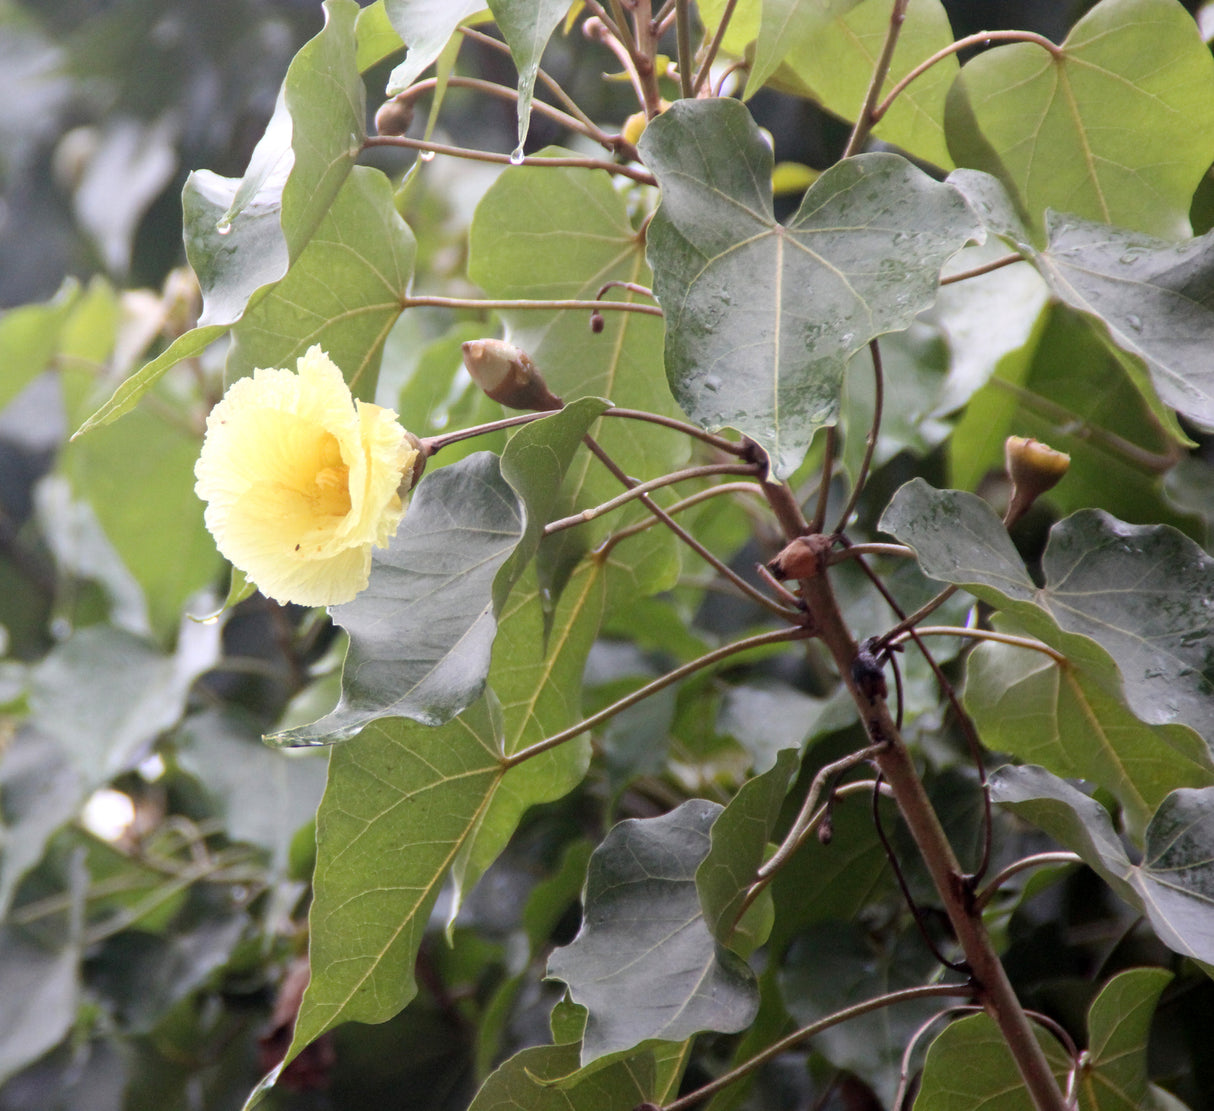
<box><xmin>693</xmin><ymin>0</ymin><xmax>740</xmax><ymax>94</ymax></box>
<box><xmin>365</xmin><ymin>134</ymin><xmax>657</xmax><ymax>185</ymax></box>
<box><xmin>401</xmin><ymin>293</ymin><xmax>662</xmax><ymax>317</ymax></box>
<box><xmin>939</xmin><ymin>252</ymin><xmax>1025</xmax><ymax>285</ymax></box>
<box><xmin>675</xmin><ymin>0</ymin><xmax>695</xmax><ymax>99</ymax></box>
<box><xmin>832</xmin><ymin>338</ymin><xmax>884</xmax><ymax>535</ymax></box>
<box><xmin>603</xmin><ymin>406</ymin><xmax>746</xmax><ymax>454</ymax></box>
<box><xmin>842</xmin><ymin>0</ymin><xmax>910</xmax><ymax>158</ymax></box>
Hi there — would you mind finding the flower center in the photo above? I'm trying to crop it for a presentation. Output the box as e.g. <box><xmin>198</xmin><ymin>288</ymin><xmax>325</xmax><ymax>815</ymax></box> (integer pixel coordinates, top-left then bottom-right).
<box><xmin>307</xmin><ymin>434</ymin><xmax>352</xmax><ymax>518</ymax></box>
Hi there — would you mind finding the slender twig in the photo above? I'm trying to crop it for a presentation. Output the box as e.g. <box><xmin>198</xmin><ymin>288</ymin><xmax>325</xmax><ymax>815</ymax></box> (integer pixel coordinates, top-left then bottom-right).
<box><xmin>392</xmin><ymin>75</ymin><xmax>617</xmax><ymax>149</ymax></box>
<box><xmin>457</xmin><ymin>25</ymin><xmax>602</xmax><ymax>135</ymax></box>
<box><xmin>402</xmin><ymin>293</ymin><xmax>663</xmax><ymax>317</ymax></box>
<box><xmin>842</xmin><ymin>0</ymin><xmax>910</xmax><ymax>158</ymax></box>
<box><xmin>595</xmin><ymin>481</ymin><xmax>767</xmax><ymax>552</ymax></box>
<box><xmin>833</xmin><ymin>339</ymin><xmax>885</xmax><ymax>535</ymax></box>
<box><xmin>583</xmin><ymin>436</ymin><xmax>798</xmax><ymax>619</ymax></box>
<box><xmin>881</xmin><ymin>585</ymin><xmax>959</xmax><ymax>644</ymax></box>
<box><xmin>693</xmin><ymin>0</ymin><xmax>740</xmax><ymax>94</ymax></box>
<box><xmin>890</xmin><ymin>625</ymin><xmax>1067</xmax><ymax>666</ymax></box>
<box><xmin>503</xmin><ymin>626</ymin><xmax>812</xmax><ymax>768</ymax></box>
<box><xmin>661</xmin><ymin>984</ymin><xmax>973</xmax><ymax>1111</ymax></box>
<box><xmin>365</xmin><ymin>134</ymin><xmax>657</xmax><ymax>185</ymax></box>
<box><xmin>543</xmin><ymin>462</ymin><xmax>760</xmax><ymax>534</ymax></box>
<box><xmin>596</xmin><ymin>280</ymin><xmax>657</xmax><ymax>303</ymax></box>
<box><xmin>939</xmin><ymin>253</ymin><xmax>1025</xmax><ymax>285</ymax></box>
<box><xmin>675</xmin><ymin>0</ymin><xmax>695</xmax><ymax>98</ymax></box>
<box><xmin>809</xmin><ymin>426</ymin><xmax>837</xmax><ymax>534</ymax></box>
<box><xmin>874</xmin><ymin>30</ymin><xmax>1064</xmax><ymax>124</ymax></box>
<box><xmin>422</xmin><ymin>411</ymin><xmax>547</xmax><ymax>453</ymax></box>
<box><xmin>975</xmin><ymin>852</ymin><xmax>1082</xmax><ymax>910</ymax></box>
<box><xmin>583</xmin><ymin>9</ymin><xmax>647</xmax><ymax>107</ymax></box>
<box><xmin>829</xmin><ymin>542</ymin><xmax>915</xmax><ymax>562</ymax></box>
<box><xmin>604</xmin><ymin>406</ymin><xmax>746</xmax><ymax>454</ymax></box>
<box><xmin>630</xmin><ymin>0</ymin><xmax>666</xmax><ymax>117</ymax></box>
<box><xmin>894</xmin><ymin>1007</ymin><xmax>978</xmax><ymax>1109</ymax></box>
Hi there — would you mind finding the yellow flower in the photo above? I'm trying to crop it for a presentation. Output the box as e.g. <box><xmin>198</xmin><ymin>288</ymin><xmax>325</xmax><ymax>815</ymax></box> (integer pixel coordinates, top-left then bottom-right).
<box><xmin>194</xmin><ymin>346</ymin><xmax>418</xmax><ymax>607</ymax></box>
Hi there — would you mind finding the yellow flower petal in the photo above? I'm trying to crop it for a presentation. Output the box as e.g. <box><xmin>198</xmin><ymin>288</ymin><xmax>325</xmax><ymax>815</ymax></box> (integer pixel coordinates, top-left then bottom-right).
<box><xmin>195</xmin><ymin>346</ymin><xmax>419</xmax><ymax>606</ymax></box>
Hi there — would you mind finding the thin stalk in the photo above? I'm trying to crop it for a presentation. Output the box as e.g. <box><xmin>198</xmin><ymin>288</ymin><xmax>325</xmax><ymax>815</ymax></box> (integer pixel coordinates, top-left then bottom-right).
<box><xmin>842</xmin><ymin>0</ymin><xmax>910</xmax><ymax>158</ymax></box>
<box><xmin>595</xmin><ymin>481</ymin><xmax>767</xmax><ymax>551</ymax></box>
<box><xmin>365</xmin><ymin>134</ymin><xmax>657</xmax><ymax>185</ymax></box>
<box><xmin>939</xmin><ymin>253</ymin><xmax>1025</xmax><ymax>285</ymax></box>
<box><xmin>809</xmin><ymin>426</ymin><xmax>837</xmax><ymax>534</ymax></box>
<box><xmin>881</xmin><ymin>584</ymin><xmax>959</xmax><ymax>644</ymax></box>
<box><xmin>583</xmin><ymin>437</ymin><xmax>797</xmax><ymax>619</ymax></box>
<box><xmin>630</xmin><ymin>0</ymin><xmax>666</xmax><ymax>117</ymax></box>
<box><xmin>675</xmin><ymin>0</ymin><xmax>695</xmax><ymax>98</ymax></box>
<box><xmin>874</xmin><ymin>30</ymin><xmax>1063</xmax><ymax>124</ymax></box>
<box><xmin>832</xmin><ymin>339</ymin><xmax>884</xmax><ymax>535</ymax></box>
<box><xmin>662</xmin><ymin>984</ymin><xmax>973</xmax><ymax>1111</ymax></box>
<box><xmin>401</xmin><ymin>293</ymin><xmax>663</xmax><ymax>317</ymax></box>
<box><xmin>829</xmin><ymin>542</ymin><xmax>915</xmax><ymax>562</ymax></box>
<box><xmin>603</xmin><ymin>406</ymin><xmax>747</xmax><ymax>454</ymax></box>
<box><xmin>543</xmin><ymin>462</ymin><xmax>760</xmax><ymax>534</ymax></box>
<box><xmin>395</xmin><ymin>75</ymin><xmax>616</xmax><ymax>149</ymax></box>
<box><xmin>503</xmin><ymin>626</ymin><xmax>811</xmax><ymax>768</ymax></box>
<box><xmin>422</xmin><ymin>411</ymin><xmax>547</xmax><ymax>453</ymax></box>
<box><xmin>891</xmin><ymin>625</ymin><xmax>1067</xmax><ymax>665</ymax></box>
<box><xmin>693</xmin><ymin>0</ymin><xmax>740</xmax><ymax>94</ymax></box>
<box><xmin>894</xmin><ymin>1007</ymin><xmax>978</xmax><ymax>1109</ymax></box>
<box><xmin>975</xmin><ymin>852</ymin><xmax>1083</xmax><ymax>910</ymax></box>
<box><xmin>757</xmin><ymin>477</ymin><xmax>1069</xmax><ymax>1111</ymax></box>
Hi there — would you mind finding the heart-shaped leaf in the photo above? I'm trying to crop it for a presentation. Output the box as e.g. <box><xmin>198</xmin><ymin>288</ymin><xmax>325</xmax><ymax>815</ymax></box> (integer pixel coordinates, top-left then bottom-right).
<box><xmin>488</xmin><ymin>0</ymin><xmax>569</xmax><ymax>153</ymax></box>
<box><xmin>274</xmin><ymin>452</ymin><xmax>524</xmax><ymax>745</ymax></box>
<box><xmin>640</xmin><ymin>98</ymin><xmax>976</xmax><ymax>478</ymax></box>
<box><xmin>991</xmin><ymin>765</ymin><xmax>1214</xmax><ymax>965</ymax></box>
<box><xmin>468</xmin><ymin>1042</ymin><xmax>655</xmax><ymax>1111</ymax></box>
<box><xmin>946</xmin><ymin>0</ymin><xmax>1214</xmax><ymax>239</ymax></box>
<box><xmin>548</xmin><ymin>799</ymin><xmax>760</xmax><ymax>1064</ymax></box>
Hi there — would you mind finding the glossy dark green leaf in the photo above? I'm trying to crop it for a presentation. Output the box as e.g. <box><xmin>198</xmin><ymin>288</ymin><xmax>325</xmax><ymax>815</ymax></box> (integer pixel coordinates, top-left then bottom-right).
<box><xmin>991</xmin><ymin>764</ymin><xmax>1214</xmax><ymax>964</ymax></box>
<box><xmin>548</xmin><ymin>799</ymin><xmax>760</xmax><ymax>1064</ymax></box>
<box><xmin>385</xmin><ymin>0</ymin><xmax>484</xmax><ymax>94</ymax></box>
<box><xmin>640</xmin><ymin>98</ymin><xmax>976</xmax><ymax>477</ymax></box>
<box><xmin>698</xmin><ymin>748</ymin><xmax>799</xmax><ymax>946</ymax></box>
<box><xmin>273</xmin><ymin>452</ymin><xmax>524</xmax><ymax>745</ymax></box>
<box><xmin>227</xmin><ymin>167</ymin><xmax>416</xmax><ymax>401</ymax></box>
<box><xmin>913</xmin><ymin>1010</ymin><xmax>1071</xmax><ymax>1110</ymax></box>
<box><xmin>75</xmin><ymin>0</ymin><xmax>364</xmax><ymax>432</ymax></box>
<box><xmin>468</xmin><ymin>1041</ymin><xmax>654</xmax><ymax>1111</ymax></box>
<box><xmin>488</xmin><ymin>0</ymin><xmax>568</xmax><ymax>153</ymax></box>
<box><xmin>945</xmin><ymin>0</ymin><xmax>1214</xmax><ymax>239</ymax></box>
<box><xmin>882</xmin><ymin>480</ymin><xmax>1214</xmax><ymax>746</ymax></box>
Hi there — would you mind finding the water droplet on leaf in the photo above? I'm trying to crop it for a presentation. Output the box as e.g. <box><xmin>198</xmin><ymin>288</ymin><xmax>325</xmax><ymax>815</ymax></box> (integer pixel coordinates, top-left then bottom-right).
<box><xmin>509</xmin><ymin>147</ymin><xmax>525</xmax><ymax>165</ymax></box>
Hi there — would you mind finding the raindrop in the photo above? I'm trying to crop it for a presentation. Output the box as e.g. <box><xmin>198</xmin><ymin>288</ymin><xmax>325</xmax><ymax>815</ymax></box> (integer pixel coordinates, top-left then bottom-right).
<box><xmin>216</xmin><ymin>219</ymin><xmax>232</xmax><ymax>236</ymax></box>
<box><xmin>1125</xmin><ymin>314</ymin><xmax>1143</xmax><ymax>332</ymax></box>
<box><xmin>418</xmin><ymin>149</ymin><xmax>435</xmax><ymax>162</ymax></box>
<box><xmin>1118</xmin><ymin>249</ymin><xmax>1142</xmax><ymax>265</ymax></box>
<box><xmin>509</xmin><ymin>146</ymin><xmax>525</xmax><ymax>165</ymax></box>
<box><xmin>703</xmin><ymin>375</ymin><xmax>722</xmax><ymax>393</ymax></box>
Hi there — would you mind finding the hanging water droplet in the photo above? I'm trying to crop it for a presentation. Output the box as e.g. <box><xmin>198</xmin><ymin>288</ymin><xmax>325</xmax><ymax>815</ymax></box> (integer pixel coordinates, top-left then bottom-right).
<box><xmin>216</xmin><ymin>218</ymin><xmax>232</xmax><ymax>236</ymax></box>
<box><xmin>509</xmin><ymin>146</ymin><xmax>525</xmax><ymax>165</ymax></box>
<box><xmin>418</xmin><ymin>149</ymin><xmax>435</xmax><ymax>162</ymax></box>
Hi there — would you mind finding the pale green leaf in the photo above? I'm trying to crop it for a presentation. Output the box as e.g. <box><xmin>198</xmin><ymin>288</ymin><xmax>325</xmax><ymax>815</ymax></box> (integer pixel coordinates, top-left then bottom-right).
<box><xmin>385</xmin><ymin>0</ymin><xmax>485</xmax><ymax>94</ymax></box>
<box><xmin>488</xmin><ymin>0</ymin><xmax>569</xmax><ymax>153</ymax></box>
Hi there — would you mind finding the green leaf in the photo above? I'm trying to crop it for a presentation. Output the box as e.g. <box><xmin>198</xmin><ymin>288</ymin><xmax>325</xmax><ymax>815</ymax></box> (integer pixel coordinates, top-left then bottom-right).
<box><xmin>781</xmin><ymin>922</ymin><xmax>961</xmax><ymax>1106</ymax></box>
<box><xmin>273</xmin><ymin>452</ymin><xmax>525</xmax><ymax>745</ymax></box>
<box><xmin>0</xmin><ymin>280</ymin><xmax>80</xmax><ymax>412</ymax></box>
<box><xmin>468</xmin><ymin>1041</ymin><xmax>654</xmax><ymax>1111</ymax></box>
<box><xmin>227</xmin><ymin>167</ymin><xmax>417</xmax><ymax>402</ymax></box>
<box><xmin>75</xmin><ymin>0</ymin><xmax>365</xmax><ymax>431</ymax></box>
<box><xmin>697</xmin><ymin>748</ymin><xmax>799</xmax><ymax>946</ymax></box>
<box><xmin>745</xmin><ymin>0</ymin><xmax>864</xmax><ymax>98</ymax></box>
<box><xmin>881</xmin><ymin>480</ymin><xmax>1214</xmax><ymax>747</ymax></box>
<box><xmin>355</xmin><ymin>1</ymin><xmax>404</xmax><ymax>73</ymax></box>
<box><xmin>945</xmin><ymin>0</ymin><xmax>1214</xmax><ymax>240</ymax></box>
<box><xmin>487</xmin><ymin>0</ymin><xmax>568</xmax><ymax>154</ymax></box>
<box><xmin>548</xmin><ymin>799</ymin><xmax>760</xmax><ymax>1064</ymax></box>
<box><xmin>0</xmin><ymin>925</ymin><xmax>81</xmax><ymax>1087</ymax></box>
<box><xmin>770</xmin><ymin>0</ymin><xmax>958</xmax><ymax>170</ymax></box>
<box><xmin>990</xmin><ymin>764</ymin><xmax>1214</xmax><ymax>965</ymax></box>
<box><xmin>913</xmin><ymin>1011</ymin><xmax>1071</xmax><ymax>1110</ymax></box>
<box><xmin>1081</xmin><ymin>968</ymin><xmax>1172</xmax><ymax>1111</ymax></box>
<box><xmin>639</xmin><ymin>99</ymin><xmax>976</xmax><ymax>478</ymax></box>
<box><xmin>385</xmin><ymin>0</ymin><xmax>485</xmax><ymax>95</ymax></box>
<box><xmin>717</xmin><ymin>679</ymin><xmax>833</xmax><ymax>773</ymax></box>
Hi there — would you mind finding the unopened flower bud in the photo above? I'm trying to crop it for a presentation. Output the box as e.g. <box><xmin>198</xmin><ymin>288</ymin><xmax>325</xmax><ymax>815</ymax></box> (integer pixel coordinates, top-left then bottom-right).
<box><xmin>461</xmin><ymin>339</ymin><xmax>563</xmax><ymax>412</ymax></box>
<box><xmin>375</xmin><ymin>97</ymin><xmax>415</xmax><ymax>137</ymax></box>
<box><xmin>1004</xmin><ymin>436</ymin><xmax>1070</xmax><ymax>525</ymax></box>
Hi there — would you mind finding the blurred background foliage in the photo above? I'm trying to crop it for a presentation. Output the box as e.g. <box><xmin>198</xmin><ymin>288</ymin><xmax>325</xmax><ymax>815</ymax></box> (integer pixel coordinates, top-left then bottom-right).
<box><xmin>3</xmin><ymin>1</ymin><xmax>1214</xmax><ymax>1109</ymax></box>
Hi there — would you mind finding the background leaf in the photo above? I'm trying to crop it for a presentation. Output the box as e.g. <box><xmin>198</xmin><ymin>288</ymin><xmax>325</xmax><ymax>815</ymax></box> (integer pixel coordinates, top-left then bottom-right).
<box><xmin>945</xmin><ymin>0</ymin><xmax>1214</xmax><ymax>239</ymax></box>
<box><xmin>640</xmin><ymin>98</ymin><xmax>976</xmax><ymax>477</ymax></box>
<box><xmin>275</xmin><ymin>451</ymin><xmax>524</xmax><ymax>745</ymax></box>
<box><xmin>468</xmin><ymin>1041</ymin><xmax>654</xmax><ymax>1111</ymax></box>
<box><xmin>385</xmin><ymin>0</ymin><xmax>484</xmax><ymax>95</ymax></box>
<box><xmin>548</xmin><ymin>799</ymin><xmax>760</xmax><ymax>1064</ymax></box>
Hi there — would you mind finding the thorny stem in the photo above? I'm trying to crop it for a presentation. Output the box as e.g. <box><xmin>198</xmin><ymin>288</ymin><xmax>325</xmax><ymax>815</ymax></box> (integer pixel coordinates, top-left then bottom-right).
<box><xmin>693</xmin><ymin>0</ymin><xmax>740</xmax><ymax>94</ymax></box>
<box><xmin>393</xmin><ymin>75</ymin><xmax>617</xmax><ymax>150</ymax></box>
<box><xmin>975</xmin><ymin>852</ymin><xmax>1083</xmax><ymax>910</ymax></box>
<box><xmin>842</xmin><ymin>0</ymin><xmax>910</xmax><ymax>158</ymax></box>
<box><xmin>661</xmin><ymin>984</ymin><xmax>974</xmax><ymax>1111</ymax></box>
<box><xmin>939</xmin><ymin>252</ymin><xmax>1025</xmax><ymax>285</ymax></box>
<box><xmin>583</xmin><ymin>437</ymin><xmax>799</xmax><ymax>619</ymax></box>
<box><xmin>832</xmin><ymin>339</ymin><xmax>884</xmax><ymax>535</ymax></box>
<box><xmin>364</xmin><ymin>134</ymin><xmax>657</xmax><ymax>185</ymax></box>
<box><xmin>874</xmin><ymin>30</ymin><xmax>1064</xmax><ymax>124</ymax></box>
<box><xmin>543</xmin><ymin>462</ymin><xmax>760</xmax><ymax>534</ymax></box>
<box><xmin>757</xmin><ymin>476</ymin><xmax>1069</xmax><ymax>1111</ymax></box>
<box><xmin>502</xmin><ymin>626</ymin><xmax>812</xmax><ymax>768</ymax></box>
<box><xmin>891</xmin><ymin>625</ymin><xmax>1068</xmax><ymax>665</ymax></box>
